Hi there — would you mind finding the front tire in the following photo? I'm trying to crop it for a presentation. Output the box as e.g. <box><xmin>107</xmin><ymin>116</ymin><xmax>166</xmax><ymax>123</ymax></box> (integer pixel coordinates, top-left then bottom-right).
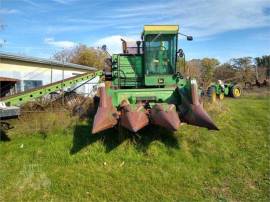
<box><xmin>218</xmin><ymin>93</ymin><xmax>224</xmax><ymax>100</ymax></box>
<box><xmin>207</xmin><ymin>86</ymin><xmax>217</xmax><ymax>102</ymax></box>
<box><xmin>207</xmin><ymin>86</ymin><xmax>216</xmax><ymax>97</ymax></box>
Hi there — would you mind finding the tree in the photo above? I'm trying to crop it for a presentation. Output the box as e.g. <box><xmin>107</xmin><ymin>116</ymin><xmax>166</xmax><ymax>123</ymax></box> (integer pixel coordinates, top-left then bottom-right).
<box><xmin>176</xmin><ymin>58</ymin><xmax>202</xmax><ymax>82</ymax></box>
<box><xmin>186</xmin><ymin>59</ymin><xmax>202</xmax><ymax>83</ymax></box>
<box><xmin>230</xmin><ymin>57</ymin><xmax>255</xmax><ymax>82</ymax></box>
<box><xmin>53</xmin><ymin>44</ymin><xmax>107</xmax><ymax>70</ymax></box>
<box><xmin>176</xmin><ymin>57</ymin><xmax>186</xmax><ymax>75</ymax></box>
<box><xmin>214</xmin><ymin>63</ymin><xmax>238</xmax><ymax>81</ymax></box>
<box><xmin>53</xmin><ymin>49</ymin><xmax>75</xmax><ymax>63</ymax></box>
<box><xmin>230</xmin><ymin>57</ymin><xmax>253</xmax><ymax>69</ymax></box>
<box><xmin>255</xmin><ymin>55</ymin><xmax>270</xmax><ymax>79</ymax></box>
<box><xmin>254</xmin><ymin>55</ymin><xmax>270</xmax><ymax>68</ymax></box>
<box><xmin>201</xmin><ymin>58</ymin><xmax>219</xmax><ymax>89</ymax></box>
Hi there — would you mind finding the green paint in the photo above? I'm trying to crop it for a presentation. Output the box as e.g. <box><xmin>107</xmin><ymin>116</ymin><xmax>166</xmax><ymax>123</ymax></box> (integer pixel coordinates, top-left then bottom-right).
<box><xmin>112</xmin><ymin>55</ymin><xmax>143</xmax><ymax>87</ymax></box>
<box><xmin>1</xmin><ymin>70</ymin><xmax>103</xmax><ymax>106</ymax></box>
<box><xmin>108</xmin><ymin>88</ymin><xmax>177</xmax><ymax>107</ymax></box>
<box><xmin>210</xmin><ymin>82</ymin><xmax>238</xmax><ymax>97</ymax></box>
<box><xmin>109</xmin><ymin>26</ymin><xmax>196</xmax><ymax>107</ymax></box>
<box><xmin>144</xmin><ymin>75</ymin><xmax>176</xmax><ymax>86</ymax></box>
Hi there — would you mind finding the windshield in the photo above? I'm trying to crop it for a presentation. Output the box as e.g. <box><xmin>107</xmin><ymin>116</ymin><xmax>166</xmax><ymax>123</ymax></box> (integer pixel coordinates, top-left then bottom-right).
<box><xmin>144</xmin><ymin>34</ymin><xmax>177</xmax><ymax>75</ymax></box>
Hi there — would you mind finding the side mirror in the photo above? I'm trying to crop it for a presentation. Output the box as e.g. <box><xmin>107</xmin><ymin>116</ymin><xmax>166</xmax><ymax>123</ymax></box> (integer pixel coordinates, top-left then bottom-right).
<box><xmin>179</xmin><ymin>33</ymin><xmax>193</xmax><ymax>41</ymax></box>
<box><xmin>187</xmin><ymin>36</ymin><xmax>193</xmax><ymax>41</ymax></box>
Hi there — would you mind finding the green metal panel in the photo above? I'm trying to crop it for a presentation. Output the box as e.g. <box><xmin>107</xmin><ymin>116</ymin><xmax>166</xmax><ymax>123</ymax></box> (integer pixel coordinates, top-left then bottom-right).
<box><xmin>214</xmin><ymin>83</ymin><xmax>232</xmax><ymax>96</ymax></box>
<box><xmin>110</xmin><ymin>25</ymin><xmax>184</xmax><ymax>90</ymax></box>
<box><xmin>144</xmin><ymin>75</ymin><xmax>176</xmax><ymax>86</ymax></box>
<box><xmin>1</xmin><ymin>70</ymin><xmax>103</xmax><ymax>106</ymax></box>
<box><xmin>224</xmin><ymin>86</ymin><xmax>230</xmax><ymax>95</ymax></box>
<box><xmin>112</xmin><ymin>54</ymin><xmax>143</xmax><ymax>87</ymax></box>
<box><xmin>214</xmin><ymin>85</ymin><xmax>222</xmax><ymax>95</ymax></box>
<box><xmin>108</xmin><ymin>87</ymin><xmax>178</xmax><ymax>107</ymax></box>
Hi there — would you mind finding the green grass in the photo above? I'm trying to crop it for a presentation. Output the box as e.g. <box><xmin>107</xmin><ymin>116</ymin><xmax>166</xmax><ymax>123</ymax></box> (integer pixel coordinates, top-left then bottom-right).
<box><xmin>0</xmin><ymin>94</ymin><xmax>269</xmax><ymax>201</ymax></box>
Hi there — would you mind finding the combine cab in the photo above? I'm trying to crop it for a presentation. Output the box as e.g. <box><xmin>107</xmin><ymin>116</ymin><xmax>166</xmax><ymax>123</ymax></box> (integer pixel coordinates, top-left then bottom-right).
<box><xmin>92</xmin><ymin>25</ymin><xmax>218</xmax><ymax>134</ymax></box>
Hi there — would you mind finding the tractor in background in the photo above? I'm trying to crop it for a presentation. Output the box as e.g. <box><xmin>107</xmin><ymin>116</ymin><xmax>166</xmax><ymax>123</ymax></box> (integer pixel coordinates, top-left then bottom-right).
<box><xmin>207</xmin><ymin>80</ymin><xmax>242</xmax><ymax>100</ymax></box>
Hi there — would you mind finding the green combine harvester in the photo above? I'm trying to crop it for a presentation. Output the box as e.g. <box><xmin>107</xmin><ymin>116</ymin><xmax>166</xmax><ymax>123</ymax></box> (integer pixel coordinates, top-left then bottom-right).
<box><xmin>92</xmin><ymin>25</ymin><xmax>218</xmax><ymax>133</ymax></box>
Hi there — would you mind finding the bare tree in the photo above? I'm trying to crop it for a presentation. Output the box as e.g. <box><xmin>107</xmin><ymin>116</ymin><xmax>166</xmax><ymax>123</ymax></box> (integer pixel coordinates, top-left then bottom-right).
<box><xmin>230</xmin><ymin>57</ymin><xmax>255</xmax><ymax>82</ymax></box>
<box><xmin>255</xmin><ymin>55</ymin><xmax>270</xmax><ymax>80</ymax></box>
<box><xmin>53</xmin><ymin>44</ymin><xmax>107</xmax><ymax>70</ymax></box>
<box><xmin>201</xmin><ymin>58</ymin><xmax>219</xmax><ymax>89</ymax></box>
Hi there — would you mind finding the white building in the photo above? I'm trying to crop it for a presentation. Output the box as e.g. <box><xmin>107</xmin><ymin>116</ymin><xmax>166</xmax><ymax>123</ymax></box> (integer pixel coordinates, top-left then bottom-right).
<box><xmin>0</xmin><ymin>52</ymin><xmax>99</xmax><ymax>97</ymax></box>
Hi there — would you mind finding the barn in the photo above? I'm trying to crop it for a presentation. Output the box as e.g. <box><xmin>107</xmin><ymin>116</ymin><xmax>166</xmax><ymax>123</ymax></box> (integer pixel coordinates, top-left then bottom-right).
<box><xmin>0</xmin><ymin>52</ymin><xmax>98</xmax><ymax>97</ymax></box>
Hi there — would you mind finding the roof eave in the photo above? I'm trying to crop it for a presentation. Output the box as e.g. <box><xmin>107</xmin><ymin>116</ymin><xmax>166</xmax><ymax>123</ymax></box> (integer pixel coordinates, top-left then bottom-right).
<box><xmin>0</xmin><ymin>52</ymin><xmax>96</xmax><ymax>71</ymax></box>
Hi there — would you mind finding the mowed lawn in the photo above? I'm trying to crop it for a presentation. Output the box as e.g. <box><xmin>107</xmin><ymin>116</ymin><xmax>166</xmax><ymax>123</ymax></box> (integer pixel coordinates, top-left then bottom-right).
<box><xmin>0</xmin><ymin>94</ymin><xmax>269</xmax><ymax>201</ymax></box>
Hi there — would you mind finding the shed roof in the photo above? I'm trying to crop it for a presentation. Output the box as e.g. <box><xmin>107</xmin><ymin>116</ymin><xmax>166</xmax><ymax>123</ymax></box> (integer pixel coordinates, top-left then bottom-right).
<box><xmin>0</xmin><ymin>77</ymin><xmax>19</xmax><ymax>82</ymax></box>
<box><xmin>0</xmin><ymin>52</ymin><xmax>97</xmax><ymax>71</ymax></box>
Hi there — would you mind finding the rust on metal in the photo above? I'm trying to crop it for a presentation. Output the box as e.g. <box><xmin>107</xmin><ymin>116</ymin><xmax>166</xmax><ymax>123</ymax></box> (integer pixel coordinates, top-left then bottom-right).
<box><xmin>120</xmin><ymin>103</ymin><xmax>149</xmax><ymax>132</ymax></box>
<box><xmin>150</xmin><ymin>104</ymin><xmax>180</xmax><ymax>131</ymax></box>
<box><xmin>183</xmin><ymin>104</ymin><xmax>219</xmax><ymax>130</ymax></box>
<box><xmin>92</xmin><ymin>87</ymin><xmax>118</xmax><ymax>134</ymax></box>
<box><xmin>179</xmin><ymin>80</ymin><xmax>218</xmax><ymax>130</ymax></box>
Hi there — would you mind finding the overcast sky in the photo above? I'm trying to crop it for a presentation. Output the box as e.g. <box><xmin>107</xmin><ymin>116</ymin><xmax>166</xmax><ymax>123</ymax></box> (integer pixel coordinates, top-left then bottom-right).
<box><xmin>0</xmin><ymin>0</ymin><xmax>269</xmax><ymax>62</ymax></box>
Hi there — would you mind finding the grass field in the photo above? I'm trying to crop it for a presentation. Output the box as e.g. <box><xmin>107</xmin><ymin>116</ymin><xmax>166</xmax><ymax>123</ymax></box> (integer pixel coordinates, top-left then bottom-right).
<box><xmin>0</xmin><ymin>93</ymin><xmax>269</xmax><ymax>201</ymax></box>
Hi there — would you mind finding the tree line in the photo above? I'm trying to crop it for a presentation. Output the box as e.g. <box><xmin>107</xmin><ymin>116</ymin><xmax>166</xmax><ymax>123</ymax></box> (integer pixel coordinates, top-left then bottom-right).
<box><xmin>177</xmin><ymin>56</ymin><xmax>270</xmax><ymax>89</ymax></box>
<box><xmin>53</xmin><ymin>44</ymin><xmax>269</xmax><ymax>89</ymax></box>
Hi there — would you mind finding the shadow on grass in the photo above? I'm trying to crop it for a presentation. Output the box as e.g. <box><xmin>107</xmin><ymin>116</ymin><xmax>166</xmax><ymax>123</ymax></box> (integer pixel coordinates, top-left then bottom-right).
<box><xmin>0</xmin><ymin>129</ymin><xmax>11</xmax><ymax>142</ymax></box>
<box><xmin>134</xmin><ymin>126</ymin><xmax>180</xmax><ymax>152</ymax></box>
<box><xmin>70</xmin><ymin>119</ymin><xmax>180</xmax><ymax>155</ymax></box>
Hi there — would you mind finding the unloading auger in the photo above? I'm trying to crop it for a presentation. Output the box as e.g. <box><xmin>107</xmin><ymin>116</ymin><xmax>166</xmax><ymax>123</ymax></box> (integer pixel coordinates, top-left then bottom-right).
<box><xmin>92</xmin><ymin>25</ymin><xmax>218</xmax><ymax>134</ymax></box>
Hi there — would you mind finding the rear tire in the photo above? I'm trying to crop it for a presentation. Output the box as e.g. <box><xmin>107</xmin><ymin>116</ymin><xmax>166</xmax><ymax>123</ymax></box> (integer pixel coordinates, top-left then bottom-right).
<box><xmin>207</xmin><ymin>86</ymin><xmax>216</xmax><ymax>102</ymax></box>
<box><xmin>207</xmin><ymin>86</ymin><xmax>216</xmax><ymax>97</ymax></box>
<box><xmin>230</xmin><ymin>85</ymin><xmax>242</xmax><ymax>98</ymax></box>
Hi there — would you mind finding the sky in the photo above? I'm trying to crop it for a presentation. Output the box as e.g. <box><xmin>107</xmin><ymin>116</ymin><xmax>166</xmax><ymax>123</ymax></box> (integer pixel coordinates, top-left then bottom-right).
<box><xmin>0</xmin><ymin>0</ymin><xmax>269</xmax><ymax>63</ymax></box>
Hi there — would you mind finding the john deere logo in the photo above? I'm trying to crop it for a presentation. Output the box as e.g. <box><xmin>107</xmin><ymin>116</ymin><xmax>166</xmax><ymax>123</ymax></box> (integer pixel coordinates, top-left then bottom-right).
<box><xmin>158</xmin><ymin>78</ymin><xmax>164</xmax><ymax>84</ymax></box>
